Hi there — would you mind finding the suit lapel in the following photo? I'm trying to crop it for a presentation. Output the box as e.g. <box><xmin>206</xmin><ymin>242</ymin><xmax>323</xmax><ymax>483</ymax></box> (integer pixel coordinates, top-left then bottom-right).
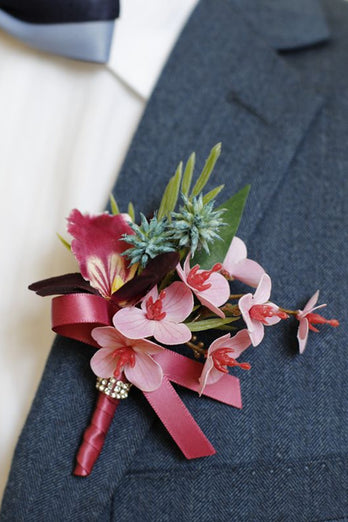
<box><xmin>113</xmin><ymin>0</ymin><xmax>327</xmax><ymax>244</ymax></box>
<box><xmin>237</xmin><ymin>0</ymin><xmax>330</xmax><ymax>50</ymax></box>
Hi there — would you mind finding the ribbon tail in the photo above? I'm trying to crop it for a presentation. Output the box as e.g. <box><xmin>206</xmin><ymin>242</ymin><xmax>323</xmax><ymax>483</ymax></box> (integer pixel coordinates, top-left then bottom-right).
<box><xmin>74</xmin><ymin>392</ymin><xmax>120</xmax><ymax>476</ymax></box>
<box><xmin>143</xmin><ymin>377</ymin><xmax>215</xmax><ymax>459</ymax></box>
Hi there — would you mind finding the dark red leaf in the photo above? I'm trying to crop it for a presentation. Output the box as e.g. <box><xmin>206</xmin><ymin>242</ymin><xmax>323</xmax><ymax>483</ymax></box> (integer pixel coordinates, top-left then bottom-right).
<box><xmin>29</xmin><ymin>273</ymin><xmax>98</xmax><ymax>297</ymax></box>
<box><xmin>110</xmin><ymin>252</ymin><xmax>179</xmax><ymax>307</ymax></box>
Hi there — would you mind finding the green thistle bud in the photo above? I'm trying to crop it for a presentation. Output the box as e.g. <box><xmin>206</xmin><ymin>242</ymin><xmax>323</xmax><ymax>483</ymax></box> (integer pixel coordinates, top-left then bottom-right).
<box><xmin>170</xmin><ymin>194</ymin><xmax>226</xmax><ymax>256</ymax></box>
<box><xmin>123</xmin><ymin>214</ymin><xmax>175</xmax><ymax>268</ymax></box>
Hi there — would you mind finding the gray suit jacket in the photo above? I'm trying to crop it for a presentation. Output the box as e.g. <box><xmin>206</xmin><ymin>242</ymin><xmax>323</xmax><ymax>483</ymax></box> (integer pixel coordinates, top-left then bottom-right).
<box><xmin>1</xmin><ymin>0</ymin><xmax>347</xmax><ymax>520</ymax></box>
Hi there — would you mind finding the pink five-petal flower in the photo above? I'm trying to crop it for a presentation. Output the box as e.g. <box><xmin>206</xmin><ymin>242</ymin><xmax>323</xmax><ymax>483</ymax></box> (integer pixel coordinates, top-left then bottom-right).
<box><xmin>90</xmin><ymin>326</ymin><xmax>164</xmax><ymax>392</ymax></box>
<box><xmin>113</xmin><ymin>281</ymin><xmax>194</xmax><ymax>345</ymax></box>
<box><xmin>176</xmin><ymin>255</ymin><xmax>230</xmax><ymax>318</ymax></box>
<box><xmin>238</xmin><ymin>273</ymin><xmax>288</xmax><ymax>347</ymax></box>
<box><xmin>67</xmin><ymin>209</ymin><xmax>137</xmax><ymax>299</ymax></box>
<box><xmin>222</xmin><ymin>236</ymin><xmax>265</xmax><ymax>288</ymax></box>
<box><xmin>198</xmin><ymin>330</ymin><xmax>252</xmax><ymax>395</ymax></box>
<box><xmin>296</xmin><ymin>290</ymin><xmax>339</xmax><ymax>354</ymax></box>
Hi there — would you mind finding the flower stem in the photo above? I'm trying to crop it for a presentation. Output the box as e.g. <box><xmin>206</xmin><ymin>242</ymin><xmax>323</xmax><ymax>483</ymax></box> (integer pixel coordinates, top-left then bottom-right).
<box><xmin>186</xmin><ymin>336</ymin><xmax>206</xmax><ymax>359</ymax></box>
<box><xmin>279</xmin><ymin>307</ymin><xmax>298</xmax><ymax>316</ymax></box>
<box><xmin>230</xmin><ymin>294</ymin><xmax>244</xmax><ymax>299</ymax></box>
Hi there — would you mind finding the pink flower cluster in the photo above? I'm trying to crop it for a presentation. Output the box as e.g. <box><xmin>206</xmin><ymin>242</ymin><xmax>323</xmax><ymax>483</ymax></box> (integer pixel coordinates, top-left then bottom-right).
<box><xmin>66</xmin><ymin>211</ymin><xmax>339</xmax><ymax>396</ymax></box>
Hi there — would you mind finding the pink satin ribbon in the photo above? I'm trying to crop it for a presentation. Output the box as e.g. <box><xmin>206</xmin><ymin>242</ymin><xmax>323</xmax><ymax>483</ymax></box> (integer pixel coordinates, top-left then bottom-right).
<box><xmin>74</xmin><ymin>393</ymin><xmax>119</xmax><ymax>476</ymax></box>
<box><xmin>52</xmin><ymin>293</ymin><xmax>242</xmax><ymax>462</ymax></box>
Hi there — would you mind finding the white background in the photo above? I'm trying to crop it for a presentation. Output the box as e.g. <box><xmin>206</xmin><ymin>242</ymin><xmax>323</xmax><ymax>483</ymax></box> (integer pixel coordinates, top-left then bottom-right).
<box><xmin>0</xmin><ymin>0</ymin><xmax>198</xmax><ymax>503</ymax></box>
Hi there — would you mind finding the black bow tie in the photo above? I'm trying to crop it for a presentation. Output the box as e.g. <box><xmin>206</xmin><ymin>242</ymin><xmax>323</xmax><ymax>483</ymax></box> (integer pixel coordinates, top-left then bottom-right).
<box><xmin>0</xmin><ymin>0</ymin><xmax>120</xmax><ymax>62</ymax></box>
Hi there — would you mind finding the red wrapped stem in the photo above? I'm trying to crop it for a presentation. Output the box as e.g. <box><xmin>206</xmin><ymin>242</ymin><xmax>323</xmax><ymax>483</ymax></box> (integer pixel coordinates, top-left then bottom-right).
<box><xmin>74</xmin><ymin>392</ymin><xmax>120</xmax><ymax>476</ymax></box>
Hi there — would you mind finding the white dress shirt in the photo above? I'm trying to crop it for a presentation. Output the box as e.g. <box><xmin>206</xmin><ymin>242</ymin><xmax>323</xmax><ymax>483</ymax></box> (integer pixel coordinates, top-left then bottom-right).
<box><xmin>0</xmin><ymin>0</ymin><xmax>198</xmax><ymax>503</ymax></box>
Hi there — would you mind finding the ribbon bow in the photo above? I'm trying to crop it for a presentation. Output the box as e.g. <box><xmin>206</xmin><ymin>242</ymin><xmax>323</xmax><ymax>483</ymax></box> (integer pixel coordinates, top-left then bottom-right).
<box><xmin>52</xmin><ymin>293</ymin><xmax>242</xmax><ymax>476</ymax></box>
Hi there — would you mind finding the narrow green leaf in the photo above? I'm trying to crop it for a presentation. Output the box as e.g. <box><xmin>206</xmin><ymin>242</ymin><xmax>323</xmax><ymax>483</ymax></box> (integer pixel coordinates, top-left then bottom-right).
<box><xmin>193</xmin><ymin>184</ymin><xmax>251</xmax><ymax>269</ymax></box>
<box><xmin>157</xmin><ymin>181</ymin><xmax>170</xmax><ymax>220</ymax></box>
<box><xmin>57</xmin><ymin>233</ymin><xmax>71</xmax><ymax>252</ymax></box>
<box><xmin>215</xmin><ymin>325</ymin><xmax>237</xmax><ymax>331</ymax></box>
<box><xmin>166</xmin><ymin>162</ymin><xmax>182</xmax><ymax>216</ymax></box>
<box><xmin>128</xmin><ymin>202</ymin><xmax>135</xmax><ymax>221</ymax></box>
<box><xmin>181</xmin><ymin>152</ymin><xmax>195</xmax><ymax>197</ymax></box>
<box><xmin>186</xmin><ymin>317</ymin><xmax>239</xmax><ymax>332</ymax></box>
<box><xmin>158</xmin><ymin>162</ymin><xmax>182</xmax><ymax>219</ymax></box>
<box><xmin>190</xmin><ymin>142</ymin><xmax>222</xmax><ymax>197</ymax></box>
<box><xmin>110</xmin><ymin>193</ymin><xmax>120</xmax><ymax>215</ymax></box>
<box><xmin>203</xmin><ymin>184</ymin><xmax>224</xmax><ymax>205</ymax></box>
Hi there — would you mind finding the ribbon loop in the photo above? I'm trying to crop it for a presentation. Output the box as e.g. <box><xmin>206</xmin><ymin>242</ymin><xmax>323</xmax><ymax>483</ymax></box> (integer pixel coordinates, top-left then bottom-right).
<box><xmin>52</xmin><ymin>293</ymin><xmax>111</xmax><ymax>347</ymax></box>
<box><xmin>51</xmin><ymin>293</ymin><xmax>242</xmax><ymax>472</ymax></box>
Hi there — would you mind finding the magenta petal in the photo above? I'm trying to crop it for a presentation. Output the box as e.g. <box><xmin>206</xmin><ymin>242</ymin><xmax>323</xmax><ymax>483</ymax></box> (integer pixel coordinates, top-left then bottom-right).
<box><xmin>196</xmin><ymin>272</ymin><xmax>230</xmax><ymax>307</ymax></box>
<box><xmin>239</xmin><ymin>294</ymin><xmax>253</xmax><ymax>327</ymax></box>
<box><xmin>231</xmin><ymin>259</ymin><xmax>265</xmax><ymax>288</ymax></box>
<box><xmin>132</xmin><ymin>339</ymin><xmax>164</xmax><ymax>355</ymax></box>
<box><xmin>90</xmin><ymin>347</ymin><xmax>116</xmax><ymax>378</ymax></box>
<box><xmin>227</xmin><ymin>329</ymin><xmax>252</xmax><ymax>357</ymax></box>
<box><xmin>249</xmin><ymin>319</ymin><xmax>265</xmax><ymax>346</ymax></box>
<box><xmin>153</xmin><ymin>321</ymin><xmax>192</xmax><ymax>345</ymax></box>
<box><xmin>297</xmin><ymin>318</ymin><xmax>309</xmax><ymax>354</ymax></box>
<box><xmin>113</xmin><ymin>307</ymin><xmax>154</xmax><ymax>339</ymax></box>
<box><xmin>208</xmin><ymin>334</ymin><xmax>232</xmax><ymax>354</ymax></box>
<box><xmin>206</xmin><ymin>365</ymin><xmax>225</xmax><ymax>386</ymax></box>
<box><xmin>223</xmin><ymin>236</ymin><xmax>247</xmax><ymax>270</ymax></box>
<box><xmin>264</xmin><ymin>315</ymin><xmax>282</xmax><ymax>326</ymax></box>
<box><xmin>263</xmin><ymin>303</ymin><xmax>282</xmax><ymax>326</ymax></box>
<box><xmin>125</xmin><ymin>352</ymin><xmax>163</xmax><ymax>391</ymax></box>
<box><xmin>183</xmin><ymin>254</ymin><xmax>191</xmax><ymax>276</ymax></box>
<box><xmin>303</xmin><ymin>290</ymin><xmax>320</xmax><ymax>313</ymax></box>
<box><xmin>198</xmin><ymin>356</ymin><xmax>215</xmax><ymax>395</ymax></box>
<box><xmin>199</xmin><ymin>357</ymin><xmax>224</xmax><ymax>395</ymax></box>
<box><xmin>162</xmin><ymin>282</ymin><xmax>194</xmax><ymax>322</ymax></box>
<box><xmin>198</xmin><ymin>295</ymin><xmax>226</xmax><ymax>318</ymax></box>
<box><xmin>253</xmin><ymin>273</ymin><xmax>272</xmax><ymax>304</ymax></box>
<box><xmin>176</xmin><ymin>261</ymin><xmax>187</xmax><ymax>283</ymax></box>
<box><xmin>141</xmin><ymin>285</ymin><xmax>158</xmax><ymax>313</ymax></box>
<box><xmin>67</xmin><ymin>209</ymin><xmax>135</xmax><ymax>298</ymax></box>
<box><xmin>91</xmin><ymin>326</ymin><xmax>126</xmax><ymax>349</ymax></box>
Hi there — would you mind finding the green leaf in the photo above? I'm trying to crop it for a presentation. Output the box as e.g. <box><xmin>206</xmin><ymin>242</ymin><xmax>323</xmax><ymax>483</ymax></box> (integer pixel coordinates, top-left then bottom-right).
<box><xmin>215</xmin><ymin>324</ymin><xmax>237</xmax><ymax>331</ymax></box>
<box><xmin>110</xmin><ymin>193</ymin><xmax>120</xmax><ymax>215</ymax></box>
<box><xmin>128</xmin><ymin>202</ymin><xmax>135</xmax><ymax>221</ymax></box>
<box><xmin>158</xmin><ymin>162</ymin><xmax>182</xmax><ymax>220</ymax></box>
<box><xmin>190</xmin><ymin>142</ymin><xmax>221</xmax><ymax>197</ymax></box>
<box><xmin>57</xmin><ymin>233</ymin><xmax>71</xmax><ymax>251</ymax></box>
<box><xmin>193</xmin><ymin>184</ymin><xmax>250</xmax><ymax>269</ymax></box>
<box><xmin>186</xmin><ymin>317</ymin><xmax>239</xmax><ymax>332</ymax></box>
<box><xmin>181</xmin><ymin>152</ymin><xmax>195</xmax><ymax>197</ymax></box>
<box><xmin>203</xmin><ymin>184</ymin><xmax>224</xmax><ymax>205</ymax></box>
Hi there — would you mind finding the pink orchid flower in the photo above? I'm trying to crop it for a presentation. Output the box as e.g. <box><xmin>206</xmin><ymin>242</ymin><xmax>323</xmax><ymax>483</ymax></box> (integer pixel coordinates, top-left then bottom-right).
<box><xmin>67</xmin><ymin>209</ymin><xmax>137</xmax><ymax>299</ymax></box>
<box><xmin>296</xmin><ymin>290</ymin><xmax>339</xmax><ymax>354</ymax></box>
<box><xmin>198</xmin><ymin>330</ymin><xmax>251</xmax><ymax>395</ymax></box>
<box><xmin>239</xmin><ymin>273</ymin><xmax>288</xmax><ymax>346</ymax></box>
<box><xmin>222</xmin><ymin>236</ymin><xmax>265</xmax><ymax>288</ymax></box>
<box><xmin>90</xmin><ymin>326</ymin><xmax>164</xmax><ymax>392</ymax></box>
<box><xmin>176</xmin><ymin>255</ymin><xmax>230</xmax><ymax>318</ymax></box>
<box><xmin>113</xmin><ymin>281</ymin><xmax>194</xmax><ymax>345</ymax></box>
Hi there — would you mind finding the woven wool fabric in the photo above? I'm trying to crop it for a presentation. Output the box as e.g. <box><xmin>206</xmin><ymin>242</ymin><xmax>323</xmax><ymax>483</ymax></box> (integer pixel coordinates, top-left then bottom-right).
<box><xmin>1</xmin><ymin>0</ymin><xmax>348</xmax><ymax>520</ymax></box>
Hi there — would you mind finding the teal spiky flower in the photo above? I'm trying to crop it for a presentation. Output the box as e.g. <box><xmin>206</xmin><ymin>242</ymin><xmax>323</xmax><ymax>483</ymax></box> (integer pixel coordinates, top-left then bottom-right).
<box><xmin>123</xmin><ymin>214</ymin><xmax>175</xmax><ymax>267</ymax></box>
<box><xmin>170</xmin><ymin>194</ymin><xmax>226</xmax><ymax>256</ymax></box>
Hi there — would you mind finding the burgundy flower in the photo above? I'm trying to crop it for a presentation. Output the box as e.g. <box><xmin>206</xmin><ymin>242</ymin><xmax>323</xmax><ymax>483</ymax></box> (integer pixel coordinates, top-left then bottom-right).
<box><xmin>67</xmin><ymin>209</ymin><xmax>137</xmax><ymax>299</ymax></box>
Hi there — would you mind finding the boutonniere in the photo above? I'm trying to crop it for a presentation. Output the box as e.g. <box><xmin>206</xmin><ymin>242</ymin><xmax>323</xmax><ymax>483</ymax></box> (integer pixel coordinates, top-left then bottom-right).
<box><xmin>30</xmin><ymin>143</ymin><xmax>339</xmax><ymax>476</ymax></box>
